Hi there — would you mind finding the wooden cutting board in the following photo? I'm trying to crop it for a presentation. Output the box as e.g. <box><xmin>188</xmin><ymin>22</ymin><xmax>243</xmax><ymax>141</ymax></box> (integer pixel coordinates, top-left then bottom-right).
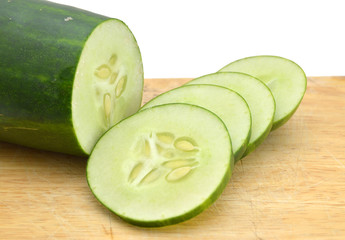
<box><xmin>1</xmin><ymin>77</ymin><xmax>345</xmax><ymax>239</ymax></box>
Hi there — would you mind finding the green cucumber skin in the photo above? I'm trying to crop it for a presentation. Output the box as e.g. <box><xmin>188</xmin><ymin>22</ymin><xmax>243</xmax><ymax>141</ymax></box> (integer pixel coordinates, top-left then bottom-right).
<box><xmin>0</xmin><ymin>0</ymin><xmax>109</xmax><ymax>155</ymax></box>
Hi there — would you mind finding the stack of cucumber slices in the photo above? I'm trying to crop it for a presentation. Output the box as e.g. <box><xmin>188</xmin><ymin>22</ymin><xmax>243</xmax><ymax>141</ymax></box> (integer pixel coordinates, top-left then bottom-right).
<box><xmin>87</xmin><ymin>55</ymin><xmax>307</xmax><ymax>227</ymax></box>
<box><xmin>0</xmin><ymin>0</ymin><xmax>307</xmax><ymax>229</ymax></box>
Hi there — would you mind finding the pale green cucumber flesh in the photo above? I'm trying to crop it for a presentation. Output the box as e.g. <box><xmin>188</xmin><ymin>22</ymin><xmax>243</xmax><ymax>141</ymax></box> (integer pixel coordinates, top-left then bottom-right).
<box><xmin>87</xmin><ymin>103</ymin><xmax>233</xmax><ymax>227</ymax></box>
<box><xmin>72</xmin><ymin>19</ymin><xmax>143</xmax><ymax>154</ymax></box>
<box><xmin>186</xmin><ymin>72</ymin><xmax>275</xmax><ymax>157</ymax></box>
<box><xmin>142</xmin><ymin>84</ymin><xmax>251</xmax><ymax>161</ymax></box>
<box><xmin>219</xmin><ymin>55</ymin><xmax>306</xmax><ymax>130</ymax></box>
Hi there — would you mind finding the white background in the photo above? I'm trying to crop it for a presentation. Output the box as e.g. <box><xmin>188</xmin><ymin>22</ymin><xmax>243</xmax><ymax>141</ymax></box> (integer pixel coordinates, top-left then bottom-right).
<box><xmin>52</xmin><ymin>0</ymin><xmax>345</xmax><ymax>78</ymax></box>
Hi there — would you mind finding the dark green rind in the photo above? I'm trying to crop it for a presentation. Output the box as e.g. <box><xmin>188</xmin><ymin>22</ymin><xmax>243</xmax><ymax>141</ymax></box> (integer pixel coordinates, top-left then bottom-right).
<box><xmin>141</xmin><ymin>84</ymin><xmax>251</xmax><ymax>162</ymax></box>
<box><xmin>185</xmin><ymin>72</ymin><xmax>275</xmax><ymax>159</ymax></box>
<box><xmin>86</xmin><ymin>103</ymin><xmax>234</xmax><ymax>227</ymax></box>
<box><xmin>219</xmin><ymin>55</ymin><xmax>307</xmax><ymax>131</ymax></box>
<box><xmin>0</xmin><ymin>0</ymin><xmax>107</xmax><ymax>155</ymax></box>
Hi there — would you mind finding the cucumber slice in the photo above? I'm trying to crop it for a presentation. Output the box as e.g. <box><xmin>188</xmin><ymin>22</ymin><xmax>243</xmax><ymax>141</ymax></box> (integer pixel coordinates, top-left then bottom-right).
<box><xmin>219</xmin><ymin>55</ymin><xmax>307</xmax><ymax>130</ymax></box>
<box><xmin>87</xmin><ymin>103</ymin><xmax>233</xmax><ymax>227</ymax></box>
<box><xmin>142</xmin><ymin>84</ymin><xmax>251</xmax><ymax>161</ymax></box>
<box><xmin>0</xmin><ymin>0</ymin><xmax>143</xmax><ymax>155</ymax></box>
<box><xmin>186</xmin><ymin>72</ymin><xmax>275</xmax><ymax>157</ymax></box>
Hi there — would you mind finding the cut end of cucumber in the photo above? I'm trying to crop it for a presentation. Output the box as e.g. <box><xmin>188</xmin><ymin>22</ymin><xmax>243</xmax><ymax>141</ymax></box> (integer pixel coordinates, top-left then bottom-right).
<box><xmin>87</xmin><ymin>103</ymin><xmax>233</xmax><ymax>227</ymax></box>
<box><xmin>72</xmin><ymin>19</ymin><xmax>143</xmax><ymax>154</ymax></box>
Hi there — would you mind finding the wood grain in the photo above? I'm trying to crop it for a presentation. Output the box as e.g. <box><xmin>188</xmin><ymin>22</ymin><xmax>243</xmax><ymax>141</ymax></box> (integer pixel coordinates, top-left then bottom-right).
<box><xmin>1</xmin><ymin>77</ymin><xmax>345</xmax><ymax>239</ymax></box>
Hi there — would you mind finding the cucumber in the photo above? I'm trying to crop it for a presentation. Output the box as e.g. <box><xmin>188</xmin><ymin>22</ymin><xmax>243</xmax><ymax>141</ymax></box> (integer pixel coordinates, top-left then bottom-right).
<box><xmin>186</xmin><ymin>72</ymin><xmax>275</xmax><ymax>157</ymax></box>
<box><xmin>87</xmin><ymin>103</ymin><xmax>233</xmax><ymax>227</ymax></box>
<box><xmin>219</xmin><ymin>55</ymin><xmax>307</xmax><ymax>130</ymax></box>
<box><xmin>142</xmin><ymin>84</ymin><xmax>251</xmax><ymax>161</ymax></box>
<box><xmin>0</xmin><ymin>0</ymin><xmax>143</xmax><ymax>155</ymax></box>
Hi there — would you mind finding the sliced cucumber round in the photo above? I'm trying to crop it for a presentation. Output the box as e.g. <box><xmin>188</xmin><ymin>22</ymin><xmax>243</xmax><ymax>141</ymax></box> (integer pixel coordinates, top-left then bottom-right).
<box><xmin>186</xmin><ymin>72</ymin><xmax>275</xmax><ymax>157</ymax></box>
<box><xmin>87</xmin><ymin>103</ymin><xmax>233</xmax><ymax>227</ymax></box>
<box><xmin>72</xmin><ymin>20</ymin><xmax>143</xmax><ymax>154</ymax></box>
<box><xmin>219</xmin><ymin>55</ymin><xmax>306</xmax><ymax>130</ymax></box>
<box><xmin>142</xmin><ymin>84</ymin><xmax>251</xmax><ymax>161</ymax></box>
